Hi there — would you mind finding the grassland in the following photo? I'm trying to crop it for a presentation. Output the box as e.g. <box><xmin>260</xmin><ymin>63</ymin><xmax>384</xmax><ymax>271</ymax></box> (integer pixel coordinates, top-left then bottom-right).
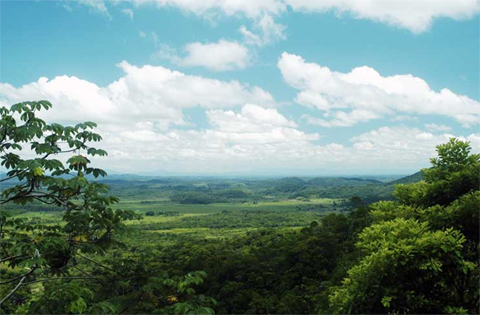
<box><xmin>12</xmin><ymin>197</ymin><xmax>345</xmax><ymax>248</ymax></box>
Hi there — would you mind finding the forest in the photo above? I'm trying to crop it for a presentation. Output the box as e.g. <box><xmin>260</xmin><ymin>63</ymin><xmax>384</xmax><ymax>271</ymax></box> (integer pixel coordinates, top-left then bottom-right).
<box><xmin>0</xmin><ymin>101</ymin><xmax>479</xmax><ymax>314</ymax></box>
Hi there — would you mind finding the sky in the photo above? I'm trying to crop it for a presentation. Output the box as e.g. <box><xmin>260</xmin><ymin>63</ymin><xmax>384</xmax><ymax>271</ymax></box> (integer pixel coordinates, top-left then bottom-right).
<box><xmin>0</xmin><ymin>0</ymin><xmax>479</xmax><ymax>176</ymax></box>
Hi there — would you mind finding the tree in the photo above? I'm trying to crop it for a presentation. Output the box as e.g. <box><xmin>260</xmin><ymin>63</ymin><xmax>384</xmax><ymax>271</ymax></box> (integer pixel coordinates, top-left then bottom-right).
<box><xmin>395</xmin><ymin>138</ymin><xmax>480</xmax><ymax>207</ymax></box>
<box><xmin>0</xmin><ymin>101</ymin><xmax>139</xmax><ymax>311</ymax></box>
<box><xmin>329</xmin><ymin>138</ymin><xmax>479</xmax><ymax>314</ymax></box>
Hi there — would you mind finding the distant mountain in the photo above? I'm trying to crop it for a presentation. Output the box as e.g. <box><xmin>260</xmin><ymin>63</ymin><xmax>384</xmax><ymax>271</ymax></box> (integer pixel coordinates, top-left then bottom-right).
<box><xmin>270</xmin><ymin>177</ymin><xmax>307</xmax><ymax>193</ymax></box>
<box><xmin>388</xmin><ymin>171</ymin><xmax>425</xmax><ymax>185</ymax></box>
<box><xmin>340</xmin><ymin>177</ymin><xmax>383</xmax><ymax>184</ymax></box>
<box><xmin>276</xmin><ymin>177</ymin><xmax>306</xmax><ymax>184</ymax></box>
<box><xmin>96</xmin><ymin>174</ymin><xmax>180</xmax><ymax>183</ymax></box>
<box><xmin>308</xmin><ymin>177</ymin><xmax>382</xmax><ymax>187</ymax></box>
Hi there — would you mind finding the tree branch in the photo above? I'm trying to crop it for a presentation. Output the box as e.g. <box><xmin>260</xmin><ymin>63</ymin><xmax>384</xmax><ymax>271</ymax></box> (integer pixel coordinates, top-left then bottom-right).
<box><xmin>0</xmin><ymin>266</ymin><xmax>36</xmax><ymax>285</ymax></box>
<box><xmin>21</xmin><ymin>276</ymin><xmax>99</xmax><ymax>285</ymax></box>
<box><xmin>0</xmin><ymin>275</ymin><xmax>27</xmax><ymax>306</ymax></box>
<box><xmin>0</xmin><ymin>170</ymin><xmax>27</xmax><ymax>183</ymax></box>
<box><xmin>76</xmin><ymin>252</ymin><xmax>124</xmax><ymax>276</ymax></box>
<box><xmin>0</xmin><ymin>254</ymin><xmax>26</xmax><ymax>264</ymax></box>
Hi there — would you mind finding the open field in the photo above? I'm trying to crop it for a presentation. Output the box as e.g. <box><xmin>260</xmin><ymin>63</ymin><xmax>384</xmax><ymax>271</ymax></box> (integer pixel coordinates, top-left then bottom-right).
<box><xmin>12</xmin><ymin>197</ymin><xmax>345</xmax><ymax>248</ymax></box>
<box><xmin>118</xmin><ymin>197</ymin><xmax>342</xmax><ymax>213</ymax></box>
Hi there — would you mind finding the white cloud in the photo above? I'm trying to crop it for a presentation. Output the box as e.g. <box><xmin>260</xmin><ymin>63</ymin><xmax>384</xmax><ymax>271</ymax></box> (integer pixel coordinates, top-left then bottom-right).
<box><xmin>0</xmin><ymin>61</ymin><xmax>274</xmax><ymax>130</ymax></box>
<box><xmin>425</xmin><ymin>123</ymin><xmax>452</xmax><ymax>132</ymax></box>
<box><xmin>1</xmin><ymin>60</ymin><xmax>479</xmax><ymax>175</ymax></box>
<box><xmin>240</xmin><ymin>14</ymin><xmax>286</xmax><ymax>46</ymax></box>
<box><xmin>391</xmin><ymin>115</ymin><xmax>419</xmax><ymax>122</ymax></box>
<box><xmin>1</xmin><ymin>74</ymin><xmax>479</xmax><ymax>173</ymax></box>
<box><xmin>81</xmin><ymin>0</ymin><xmax>478</xmax><ymax>33</ymax></box>
<box><xmin>92</xmin><ymin>104</ymin><xmax>322</xmax><ymax>174</ymax></box>
<box><xmin>159</xmin><ymin>40</ymin><xmax>251</xmax><ymax>71</ymax></box>
<box><xmin>304</xmin><ymin>110</ymin><xmax>380</xmax><ymax>128</ymax></box>
<box><xmin>125</xmin><ymin>0</ymin><xmax>286</xmax><ymax>19</ymax></box>
<box><xmin>97</xmin><ymin>124</ymin><xmax>479</xmax><ymax>175</ymax></box>
<box><xmin>350</xmin><ymin>126</ymin><xmax>480</xmax><ymax>166</ymax></box>
<box><xmin>283</xmin><ymin>0</ymin><xmax>479</xmax><ymax>34</ymax></box>
<box><xmin>122</xmin><ymin>8</ymin><xmax>134</xmax><ymax>20</ymax></box>
<box><xmin>278</xmin><ymin>52</ymin><xmax>480</xmax><ymax>127</ymax></box>
<box><xmin>207</xmin><ymin>104</ymin><xmax>297</xmax><ymax>133</ymax></box>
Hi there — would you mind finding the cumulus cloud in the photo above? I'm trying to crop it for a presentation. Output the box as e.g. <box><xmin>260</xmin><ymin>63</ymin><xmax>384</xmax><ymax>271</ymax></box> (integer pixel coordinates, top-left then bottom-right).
<box><xmin>425</xmin><ymin>123</ymin><xmax>452</xmax><ymax>132</ymax></box>
<box><xmin>350</xmin><ymin>126</ymin><xmax>480</xmax><ymax>166</ymax></box>
<box><xmin>1</xmin><ymin>60</ymin><xmax>479</xmax><ymax>174</ymax></box>
<box><xmin>1</xmin><ymin>73</ymin><xmax>479</xmax><ymax>173</ymax></box>
<box><xmin>0</xmin><ymin>61</ymin><xmax>274</xmax><ymax>129</ymax></box>
<box><xmin>158</xmin><ymin>40</ymin><xmax>251</xmax><ymax>71</ymax></box>
<box><xmin>304</xmin><ymin>110</ymin><xmax>380</xmax><ymax>128</ymax></box>
<box><xmin>97</xmin><ymin>124</ymin><xmax>480</xmax><ymax>175</ymax></box>
<box><xmin>278</xmin><ymin>52</ymin><xmax>480</xmax><ymax>127</ymax></box>
<box><xmin>207</xmin><ymin>104</ymin><xmax>298</xmax><ymax>133</ymax></box>
<box><xmin>81</xmin><ymin>0</ymin><xmax>478</xmax><ymax>33</ymax></box>
<box><xmin>391</xmin><ymin>115</ymin><xmax>419</xmax><ymax>122</ymax></box>
<box><xmin>90</xmin><ymin>103</ymin><xmax>322</xmax><ymax>174</ymax></box>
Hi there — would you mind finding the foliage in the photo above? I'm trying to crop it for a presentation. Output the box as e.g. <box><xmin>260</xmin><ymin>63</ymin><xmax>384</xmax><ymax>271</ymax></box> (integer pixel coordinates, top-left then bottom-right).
<box><xmin>329</xmin><ymin>219</ymin><xmax>474</xmax><ymax>313</ymax></box>
<box><xmin>0</xmin><ymin>101</ymin><xmax>140</xmax><ymax>310</ymax></box>
<box><xmin>329</xmin><ymin>138</ymin><xmax>479</xmax><ymax>314</ymax></box>
<box><xmin>139</xmin><ymin>209</ymin><xmax>325</xmax><ymax>230</ymax></box>
<box><xmin>25</xmin><ymin>253</ymin><xmax>216</xmax><ymax>315</ymax></box>
<box><xmin>87</xmin><ymin>174</ymin><xmax>404</xmax><ymax>205</ymax></box>
<box><xmin>109</xmin><ymin>206</ymin><xmax>371</xmax><ymax>314</ymax></box>
<box><xmin>2</xmin><ymin>122</ymin><xmax>477</xmax><ymax>315</ymax></box>
<box><xmin>170</xmin><ymin>192</ymin><xmax>218</xmax><ymax>204</ymax></box>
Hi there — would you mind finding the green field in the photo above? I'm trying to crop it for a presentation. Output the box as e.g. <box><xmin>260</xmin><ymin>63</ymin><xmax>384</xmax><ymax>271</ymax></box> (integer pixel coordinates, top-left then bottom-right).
<box><xmin>118</xmin><ymin>197</ymin><xmax>341</xmax><ymax>213</ymax></box>
<box><xmin>13</xmin><ymin>197</ymin><xmax>344</xmax><ymax>248</ymax></box>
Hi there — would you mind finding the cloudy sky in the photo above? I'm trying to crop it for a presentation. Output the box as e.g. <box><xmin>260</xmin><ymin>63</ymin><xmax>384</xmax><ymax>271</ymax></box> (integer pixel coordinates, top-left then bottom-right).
<box><xmin>1</xmin><ymin>0</ymin><xmax>479</xmax><ymax>176</ymax></box>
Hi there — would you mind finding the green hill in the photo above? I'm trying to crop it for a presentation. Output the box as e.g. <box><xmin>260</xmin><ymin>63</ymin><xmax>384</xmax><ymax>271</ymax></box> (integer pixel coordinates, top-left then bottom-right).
<box><xmin>388</xmin><ymin>171</ymin><xmax>425</xmax><ymax>185</ymax></box>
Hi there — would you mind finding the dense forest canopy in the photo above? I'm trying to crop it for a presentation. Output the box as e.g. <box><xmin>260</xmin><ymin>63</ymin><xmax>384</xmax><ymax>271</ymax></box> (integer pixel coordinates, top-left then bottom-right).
<box><xmin>1</xmin><ymin>102</ymin><xmax>479</xmax><ymax>314</ymax></box>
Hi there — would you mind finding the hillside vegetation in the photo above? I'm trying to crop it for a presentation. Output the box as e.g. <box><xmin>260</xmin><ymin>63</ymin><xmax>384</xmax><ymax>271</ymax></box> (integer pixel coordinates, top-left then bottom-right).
<box><xmin>1</xmin><ymin>102</ymin><xmax>478</xmax><ymax>314</ymax></box>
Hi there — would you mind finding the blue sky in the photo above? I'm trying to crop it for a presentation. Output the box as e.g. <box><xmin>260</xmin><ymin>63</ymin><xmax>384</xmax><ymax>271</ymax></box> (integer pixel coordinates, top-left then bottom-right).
<box><xmin>1</xmin><ymin>0</ymin><xmax>479</xmax><ymax>175</ymax></box>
